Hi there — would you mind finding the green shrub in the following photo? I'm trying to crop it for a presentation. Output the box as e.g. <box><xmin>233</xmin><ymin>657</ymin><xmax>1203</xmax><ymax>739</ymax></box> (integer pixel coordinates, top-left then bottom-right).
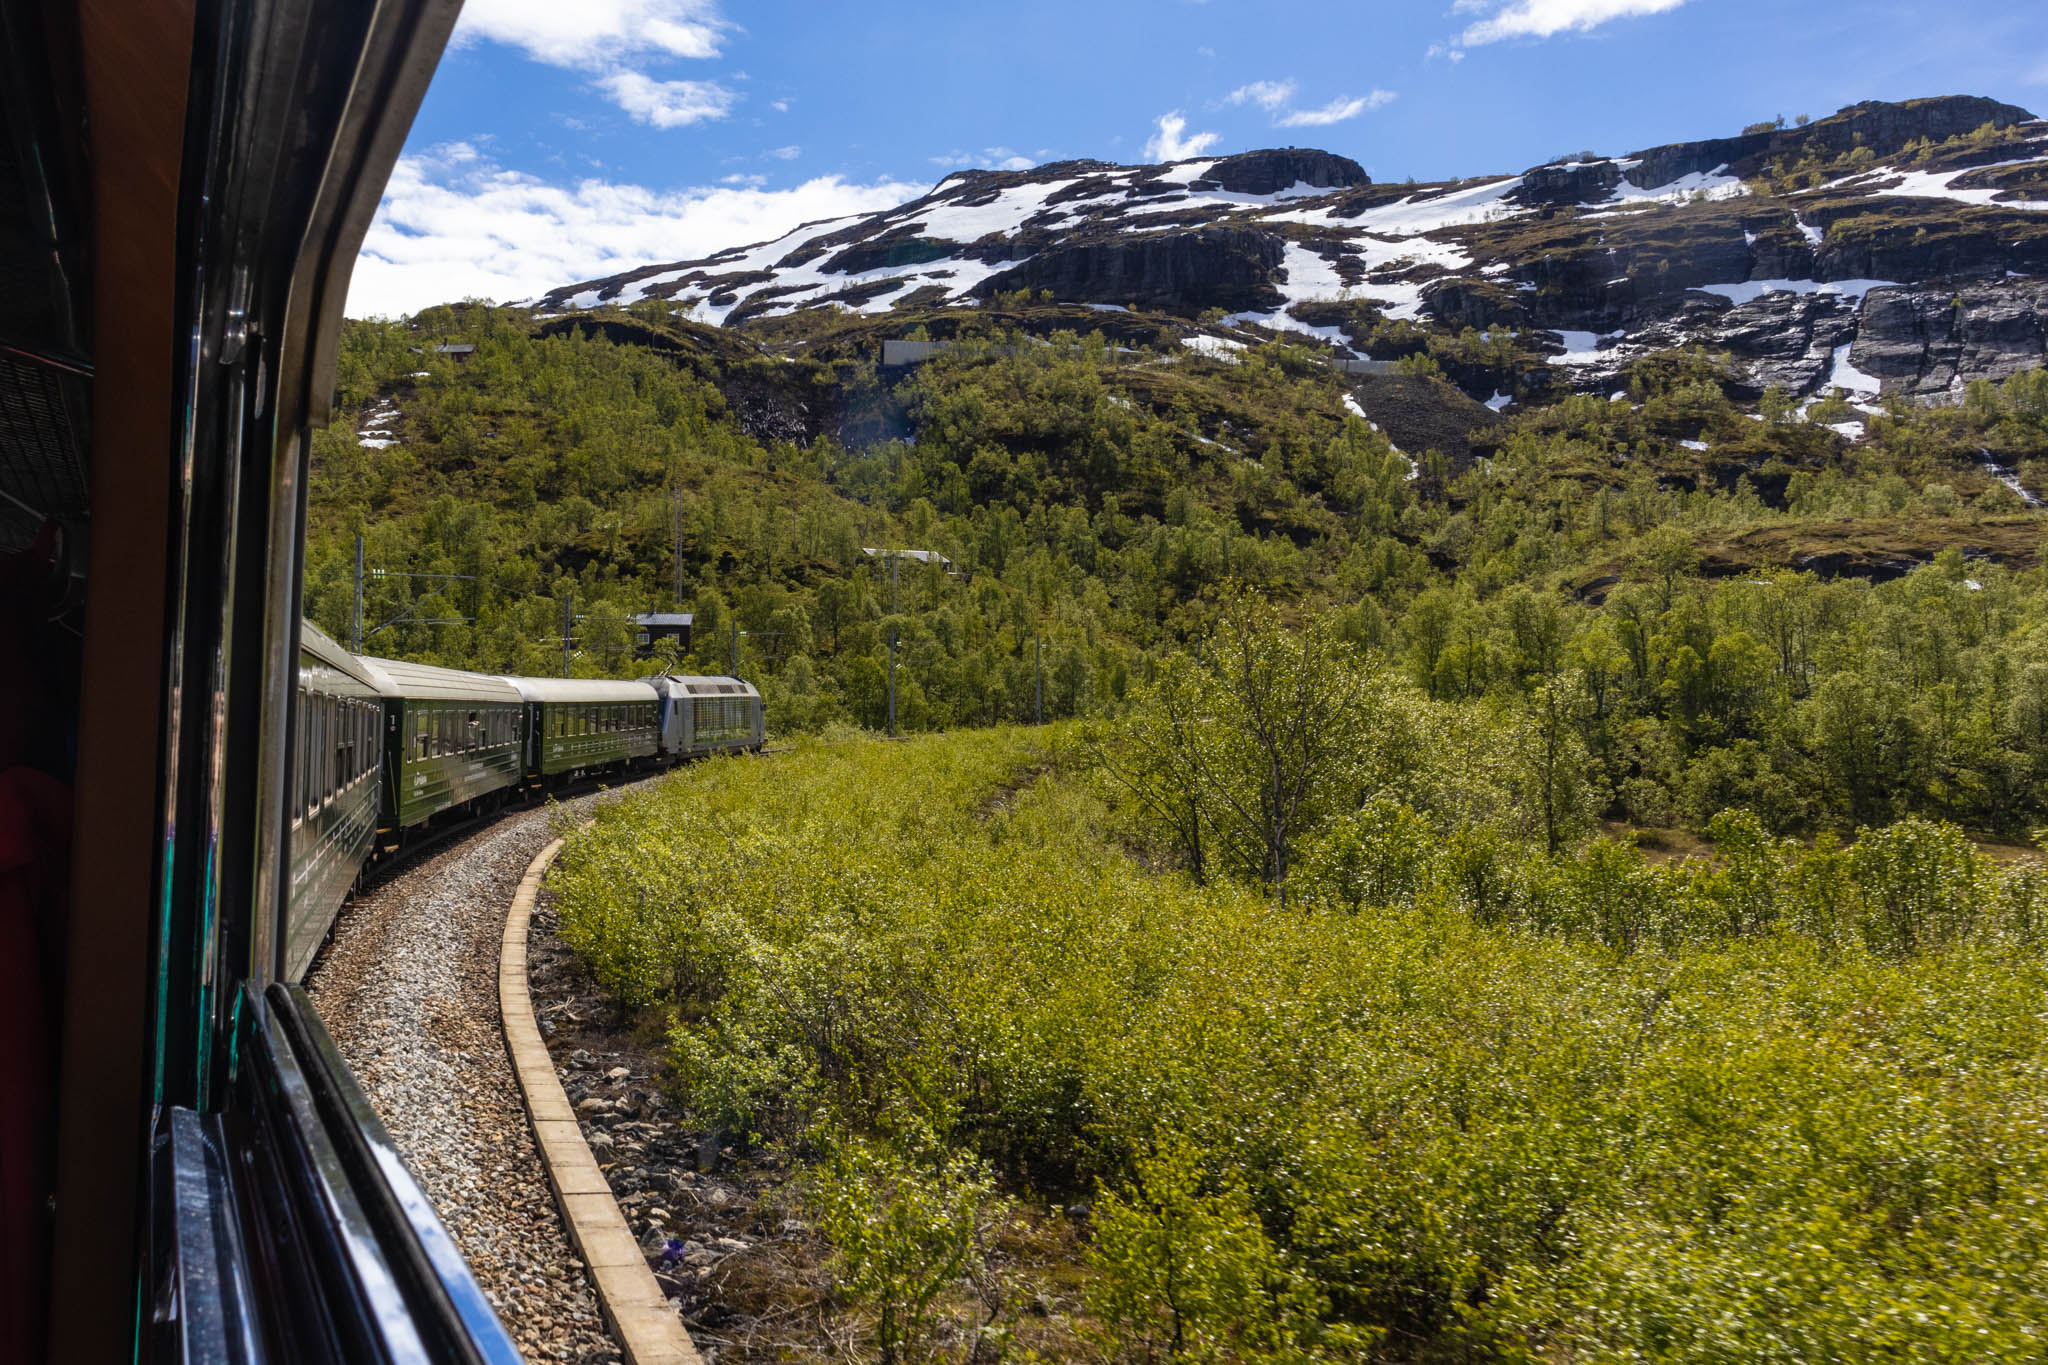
<box><xmin>809</xmin><ymin>1137</ymin><xmax>998</xmax><ymax>1365</ymax></box>
<box><xmin>552</xmin><ymin>731</ymin><xmax>2048</xmax><ymax>1361</ymax></box>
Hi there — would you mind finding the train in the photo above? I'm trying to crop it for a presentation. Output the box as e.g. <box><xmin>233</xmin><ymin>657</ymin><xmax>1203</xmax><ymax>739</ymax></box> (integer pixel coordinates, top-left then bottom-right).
<box><xmin>287</xmin><ymin>622</ymin><xmax>764</xmax><ymax>980</ymax></box>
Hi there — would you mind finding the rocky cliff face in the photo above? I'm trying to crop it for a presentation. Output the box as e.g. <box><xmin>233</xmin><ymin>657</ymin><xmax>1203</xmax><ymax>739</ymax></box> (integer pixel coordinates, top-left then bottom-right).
<box><xmin>1200</xmin><ymin>148</ymin><xmax>1370</xmax><ymax>195</ymax></box>
<box><xmin>536</xmin><ymin>95</ymin><xmax>2048</xmax><ymax>406</ymax></box>
<box><xmin>973</xmin><ymin>228</ymin><xmax>1287</xmax><ymax>312</ymax></box>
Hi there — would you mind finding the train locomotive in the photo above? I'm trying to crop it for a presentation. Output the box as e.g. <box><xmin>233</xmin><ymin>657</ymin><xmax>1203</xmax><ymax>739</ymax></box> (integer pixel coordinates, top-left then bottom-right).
<box><xmin>287</xmin><ymin>621</ymin><xmax>763</xmax><ymax>982</ymax></box>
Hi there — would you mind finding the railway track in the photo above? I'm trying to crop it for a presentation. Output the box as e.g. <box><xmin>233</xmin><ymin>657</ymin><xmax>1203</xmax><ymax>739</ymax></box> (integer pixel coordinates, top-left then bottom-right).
<box><xmin>307</xmin><ymin>788</ymin><xmax>638</xmax><ymax>1364</ymax></box>
<box><xmin>351</xmin><ymin>764</ymin><xmax>667</xmax><ymax>901</ymax></box>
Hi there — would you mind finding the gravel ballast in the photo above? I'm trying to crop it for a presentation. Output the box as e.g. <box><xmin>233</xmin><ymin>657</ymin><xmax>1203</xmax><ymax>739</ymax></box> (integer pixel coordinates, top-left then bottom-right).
<box><xmin>307</xmin><ymin>798</ymin><xmax>624</xmax><ymax>1365</ymax></box>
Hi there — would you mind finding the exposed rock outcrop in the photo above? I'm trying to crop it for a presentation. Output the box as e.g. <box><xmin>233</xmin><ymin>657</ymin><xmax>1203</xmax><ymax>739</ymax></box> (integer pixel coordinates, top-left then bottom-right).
<box><xmin>974</xmin><ymin>228</ymin><xmax>1288</xmax><ymax>312</ymax></box>
<box><xmin>1853</xmin><ymin>281</ymin><xmax>2048</xmax><ymax>395</ymax></box>
<box><xmin>1624</xmin><ymin>95</ymin><xmax>2037</xmax><ymax>192</ymax></box>
<box><xmin>1510</xmin><ymin>160</ymin><xmax>1625</xmax><ymax>208</ymax></box>
<box><xmin>1200</xmin><ymin>148</ymin><xmax>1370</xmax><ymax>195</ymax></box>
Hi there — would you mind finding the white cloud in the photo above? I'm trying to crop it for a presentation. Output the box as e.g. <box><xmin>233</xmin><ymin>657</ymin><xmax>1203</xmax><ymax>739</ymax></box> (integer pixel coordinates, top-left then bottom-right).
<box><xmin>346</xmin><ymin>144</ymin><xmax>922</xmax><ymax>318</ymax></box>
<box><xmin>930</xmin><ymin>147</ymin><xmax>1036</xmax><ymax>171</ymax></box>
<box><xmin>1144</xmin><ymin>112</ymin><xmax>1220</xmax><ymax>162</ymax></box>
<box><xmin>721</xmin><ymin>173</ymin><xmax>767</xmax><ymax>187</ymax></box>
<box><xmin>765</xmin><ymin>144</ymin><xmax>801</xmax><ymax>160</ymax></box>
<box><xmin>771</xmin><ymin>98</ymin><xmax>792</xmax><ymax>112</ymax></box>
<box><xmin>453</xmin><ymin>0</ymin><xmax>727</xmax><ymax>68</ymax></box>
<box><xmin>1226</xmin><ymin>80</ymin><xmax>1296</xmax><ymax>112</ymax></box>
<box><xmin>1448</xmin><ymin>0</ymin><xmax>1689</xmax><ymax>48</ymax></box>
<box><xmin>1277</xmin><ymin>90</ymin><xmax>1396</xmax><ymax>126</ymax></box>
<box><xmin>1223</xmin><ymin>79</ymin><xmax>1394</xmax><ymax>128</ymax></box>
<box><xmin>597</xmin><ymin>72</ymin><xmax>738</xmax><ymax>128</ymax></box>
<box><xmin>456</xmin><ymin>1</ymin><xmax>745</xmax><ymax>128</ymax></box>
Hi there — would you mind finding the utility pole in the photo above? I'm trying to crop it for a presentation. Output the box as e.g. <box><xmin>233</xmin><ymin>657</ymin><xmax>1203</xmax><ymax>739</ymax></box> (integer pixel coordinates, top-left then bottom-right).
<box><xmin>887</xmin><ymin>628</ymin><xmax>898</xmax><ymax>737</ymax></box>
<box><xmin>1035</xmin><ymin>636</ymin><xmax>1043</xmax><ymax>726</ymax></box>
<box><xmin>351</xmin><ymin>533</ymin><xmax>364</xmax><ymax>654</ymax></box>
<box><xmin>890</xmin><ymin>555</ymin><xmax>899</xmax><ymax>613</ymax></box>
<box><xmin>561</xmin><ymin>592</ymin><xmax>573</xmax><ymax>677</ymax></box>
<box><xmin>670</xmin><ymin>485</ymin><xmax>686</xmax><ymax>605</ymax></box>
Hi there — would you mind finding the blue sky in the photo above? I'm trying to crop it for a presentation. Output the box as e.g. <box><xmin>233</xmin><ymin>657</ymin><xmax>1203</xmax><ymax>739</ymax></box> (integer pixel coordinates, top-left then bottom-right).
<box><xmin>347</xmin><ymin>0</ymin><xmax>2048</xmax><ymax>317</ymax></box>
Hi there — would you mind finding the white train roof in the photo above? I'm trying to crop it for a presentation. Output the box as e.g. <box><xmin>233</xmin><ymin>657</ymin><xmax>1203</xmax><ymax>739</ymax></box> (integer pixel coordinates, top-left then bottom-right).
<box><xmin>356</xmin><ymin>655</ymin><xmax>526</xmax><ymax>705</ymax></box>
<box><xmin>641</xmin><ymin>674</ymin><xmax>760</xmax><ymax>700</ymax></box>
<box><xmin>299</xmin><ymin>620</ymin><xmax>387</xmax><ymax>695</ymax></box>
<box><xmin>497</xmin><ymin>676</ymin><xmax>662</xmax><ymax>704</ymax></box>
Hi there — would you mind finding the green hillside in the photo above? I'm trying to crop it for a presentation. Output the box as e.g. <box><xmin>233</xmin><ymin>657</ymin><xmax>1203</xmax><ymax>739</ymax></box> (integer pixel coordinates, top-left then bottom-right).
<box><xmin>308</xmin><ymin>301</ymin><xmax>2048</xmax><ymax>834</ymax></box>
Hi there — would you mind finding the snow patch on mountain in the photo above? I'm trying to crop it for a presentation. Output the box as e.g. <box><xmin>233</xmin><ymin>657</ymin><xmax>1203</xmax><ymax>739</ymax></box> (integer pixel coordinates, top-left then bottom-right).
<box><xmin>1694</xmin><ymin>278</ymin><xmax>1899</xmax><ymax>306</ymax></box>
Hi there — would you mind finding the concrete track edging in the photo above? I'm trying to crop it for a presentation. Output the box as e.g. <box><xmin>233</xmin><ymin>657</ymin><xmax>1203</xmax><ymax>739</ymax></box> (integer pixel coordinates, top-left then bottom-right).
<box><xmin>501</xmin><ymin>833</ymin><xmax>705</xmax><ymax>1365</ymax></box>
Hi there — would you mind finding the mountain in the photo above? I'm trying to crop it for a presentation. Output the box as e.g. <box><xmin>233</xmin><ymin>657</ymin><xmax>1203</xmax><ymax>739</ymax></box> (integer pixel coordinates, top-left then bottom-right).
<box><xmin>537</xmin><ymin>95</ymin><xmax>2047</xmax><ymax>405</ymax></box>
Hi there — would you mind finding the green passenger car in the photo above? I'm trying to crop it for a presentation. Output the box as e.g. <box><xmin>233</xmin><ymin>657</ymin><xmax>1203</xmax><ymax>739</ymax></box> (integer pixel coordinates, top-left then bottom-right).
<box><xmin>500</xmin><ymin>676</ymin><xmax>661</xmax><ymax>778</ymax></box>
<box><xmin>285</xmin><ymin>622</ymin><xmax>387</xmax><ymax>981</ymax></box>
<box><xmin>357</xmin><ymin>655</ymin><xmax>527</xmax><ymax>829</ymax></box>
